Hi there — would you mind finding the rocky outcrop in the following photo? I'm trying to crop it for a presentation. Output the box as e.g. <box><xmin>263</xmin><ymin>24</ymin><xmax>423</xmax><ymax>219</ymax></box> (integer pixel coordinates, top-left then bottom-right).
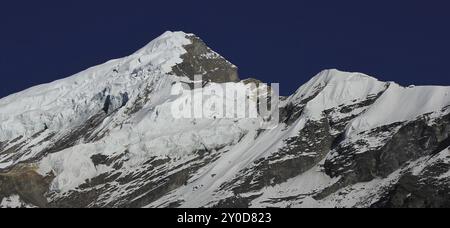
<box><xmin>372</xmin><ymin>147</ymin><xmax>450</xmax><ymax>208</ymax></box>
<box><xmin>0</xmin><ymin>165</ymin><xmax>53</xmax><ymax>208</ymax></box>
<box><xmin>325</xmin><ymin>113</ymin><xmax>450</xmax><ymax>186</ymax></box>
<box><xmin>221</xmin><ymin>118</ymin><xmax>333</xmax><ymax>195</ymax></box>
<box><xmin>171</xmin><ymin>35</ymin><xmax>239</xmax><ymax>83</ymax></box>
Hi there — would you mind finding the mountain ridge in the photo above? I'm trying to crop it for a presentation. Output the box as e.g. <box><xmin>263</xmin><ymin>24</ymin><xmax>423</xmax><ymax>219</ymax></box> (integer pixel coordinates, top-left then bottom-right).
<box><xmin>0</xmin><ymin>31</ymin><xmax>449</xmax><ymax>208</ymax></box>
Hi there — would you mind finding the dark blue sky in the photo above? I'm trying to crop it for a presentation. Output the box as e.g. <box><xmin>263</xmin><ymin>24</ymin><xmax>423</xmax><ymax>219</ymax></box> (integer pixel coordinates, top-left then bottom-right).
<box><xmin>1</xmin><ymin>0</ymin><xmax>449</xmax><ymax>97</ymax></box>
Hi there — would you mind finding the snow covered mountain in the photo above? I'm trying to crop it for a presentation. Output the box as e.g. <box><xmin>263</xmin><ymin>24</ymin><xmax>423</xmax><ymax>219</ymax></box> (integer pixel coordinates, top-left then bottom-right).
<box><xmin>1</xmin><ymin>31</ymin><xmax>449</xmax><ymax>208</ymax></box>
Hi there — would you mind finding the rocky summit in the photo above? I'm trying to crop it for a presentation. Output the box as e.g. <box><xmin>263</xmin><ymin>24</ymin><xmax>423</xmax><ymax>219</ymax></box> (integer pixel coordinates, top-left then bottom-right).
<box><xmin>0</xmin><ymin>31</ymin><xmax>449</xmax><ymax>208</ymax></box>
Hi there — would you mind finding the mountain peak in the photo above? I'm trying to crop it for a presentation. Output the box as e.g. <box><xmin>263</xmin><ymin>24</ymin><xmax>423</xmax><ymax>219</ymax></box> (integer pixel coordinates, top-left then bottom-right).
<box><xmin>289</xmin><ymin>69</ymin><xmax>383</xmax><ymax>105</ymax></box>
<box><xmin>132</xmin><ymin>31</ymin><xmax>239</xmax><ymax>83</ymax></box>
<box><xmin>170</xmin><ymin>33</ymin><xmax>240</xmax><ymax>83</ymax></box>
<box><xmin>313</xmin><ymin>69</ymin><xmax>378</xmax><ymax>84</ymax></box>
<box><xmin>1</xmin><ymin>33</ymin><xmax>449</xmax><ymax>208</ymax></box>
<box><xmin>134</xmin><ymin>31</ymin><xmax>193</xmax><ymax>55</ymax></box>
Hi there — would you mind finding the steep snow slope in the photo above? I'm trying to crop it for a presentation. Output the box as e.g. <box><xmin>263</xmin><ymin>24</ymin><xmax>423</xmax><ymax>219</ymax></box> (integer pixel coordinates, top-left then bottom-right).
<box><xmin>348</xmin><ymin>83</ymin><xmax>450</xmax><ymax>133</ymax></box>
<box><xmin>0</xmin><ymin>31</ymin><xmax>190</xmax><ymax>142</ymax></box>
<box><xmin>149</xmin><ymin>69</ymin><xmax>450</xmax><ymax>208</ymax></box>
<box><xmin>0</xmin><ymin>32</ymin><xmax>449</xmax><ymax>208</ymax></box>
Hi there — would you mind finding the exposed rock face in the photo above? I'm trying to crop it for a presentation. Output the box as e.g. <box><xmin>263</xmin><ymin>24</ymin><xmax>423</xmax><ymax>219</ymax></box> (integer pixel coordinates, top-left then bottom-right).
<box><xmin>325</xmin><ymin>113</ymin><xmax>450</xmax><ymax>185</ymax></box>
<box><xmin>0</xmin><ymin>31</ymin><xmax>449</xmax><ymax>208</ymax></box>
<box><xmin>372</xmin><ymin>147</ymin><xmax>450</xmax><ymax>208</ymax></box>
<box><xmin>221</xmin><ymin>118</ymin><xmax>333</xmax><ymax>195</ymax></box>
<box><xmin>0</xmin><ymin>165</ymin><xmax>52</xmax><ymax>208</ymax></box>
<box><xmin>171</xmin><ymin>35</ymin><xmax>240</xmax><ymax>83</ymax></box>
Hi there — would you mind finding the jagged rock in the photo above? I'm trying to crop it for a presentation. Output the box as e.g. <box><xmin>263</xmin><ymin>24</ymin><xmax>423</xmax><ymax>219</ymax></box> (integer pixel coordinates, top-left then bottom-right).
<box><xmin>0</xmin><ymin>165</ymin><xmax>53</xmax><ymax>208</ymax></box>
<box><xmin>171</xmin><ymin>35</ymin><xmax>239</xmax><ymax>83</ymax></box>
